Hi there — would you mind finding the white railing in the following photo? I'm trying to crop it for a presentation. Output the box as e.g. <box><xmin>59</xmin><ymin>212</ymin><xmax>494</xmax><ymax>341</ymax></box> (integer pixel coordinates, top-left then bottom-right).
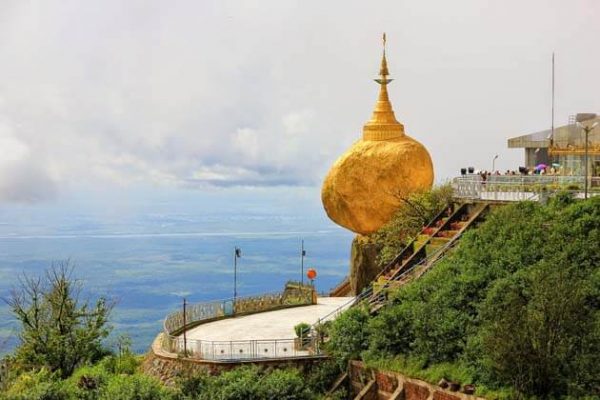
<box><xmin>162</xmin><ymin>336</ymin><xmax>315</xmax><ymax>361</ymax></box>
<box><xmin>164</xmin><ymin>283</ymin><xmax>314</xmax><ymax>336</ymax></box>
<box><xmin>452</xmin><ymin>175</ymin><xmax>600</xmax><ymax>201</ymax></box>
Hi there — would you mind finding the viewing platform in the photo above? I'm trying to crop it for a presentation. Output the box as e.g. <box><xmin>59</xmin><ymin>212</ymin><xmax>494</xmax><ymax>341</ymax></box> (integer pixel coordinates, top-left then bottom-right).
<box><xmin>159</xmin><ymin>282</ymin><xmax>355</xmax><ymax>362</ymax></box>
<box><xmin>452</xmin><ymin>175</ymin><xmax>600</xmax><ymax>202</ymax></box>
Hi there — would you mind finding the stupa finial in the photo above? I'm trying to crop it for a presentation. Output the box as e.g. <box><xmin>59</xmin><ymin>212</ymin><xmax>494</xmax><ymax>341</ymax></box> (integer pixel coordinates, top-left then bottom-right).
<box><xmin>378</xmin><ymin>33</ymin><xmax>390</xmax><ymax>80</ymax></box>
<box><xmin>363</xmin><ymin>33</ymin><xmax>404</xmax><ymax>141</ymax></box>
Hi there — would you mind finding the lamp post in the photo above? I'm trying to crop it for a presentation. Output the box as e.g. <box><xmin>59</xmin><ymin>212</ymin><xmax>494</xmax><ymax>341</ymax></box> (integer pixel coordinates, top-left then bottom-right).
<box><xmin>576</xmin><ymin>113</ymin><xmax>599</xmax><ymax>200</ymax></box>
<box><xmin>492</xmin><ymin>155</ymin><xmax>499</xmax><ymax>172</ymax></box>
<box><xmin>233</xmin><ymin>247</ymin><xmax>241</xmax><ymax>306</ymax></box>
<box><xmin>300</xmin><ymin>240</ymin><xmax>306</xmax><ymax>285</ymax></box>
<box><xmin>182</xmin><ymin>297</ymin><xmax>187</xmax><ymax>356</ymax></box>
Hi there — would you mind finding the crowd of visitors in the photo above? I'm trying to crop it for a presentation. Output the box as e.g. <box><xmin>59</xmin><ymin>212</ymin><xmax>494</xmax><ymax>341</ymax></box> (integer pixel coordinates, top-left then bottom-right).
<box><xmin>461</xmin><ymin>164</ymin><xmax>562</xmax><ymax>181</ymax></box>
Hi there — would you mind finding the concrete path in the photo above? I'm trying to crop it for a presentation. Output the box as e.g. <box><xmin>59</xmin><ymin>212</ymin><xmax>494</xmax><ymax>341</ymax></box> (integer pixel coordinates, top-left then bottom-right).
<box><xmin>185</xmin><ymin>297</ymin><xmax>354</xmax><ymax>342</ymax></box>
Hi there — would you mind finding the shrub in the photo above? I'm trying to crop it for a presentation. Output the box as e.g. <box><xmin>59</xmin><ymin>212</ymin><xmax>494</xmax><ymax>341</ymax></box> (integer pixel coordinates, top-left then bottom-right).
<box><xmin>258</xmin><ymin>368</ymin><xmax>313</xmax><ymax>400</ymax></box>
<box><xmin>98</xmin><ymin>353</ymin><xmax>140</xmax><ymax>375</ymax></box>
<box><xmin>328</xmin><ymin>197</ymin><xmax>600</xmax><ymax>398</ymax></box>
<box><xmin>294</xmin><ymin>322</ymin><xmax>311</xmax><ymax>338</ymax></box>
<box><xmin>373</xmin><ymin>184</ymin><xmax>454</xmax><ymax>267</ymax></box>
<box><xmin>99</xmin><ymin>374</ymin><xmax>172</xmax><ymax>400</ymax></box>
<box><xmin>325</xmin><ymin>306</ymin><xmax>370</xmax><ymax>368</ymax></box>
<box><xmin>1</xmin><ymin>368</ymin><xmax>70</xmax><ymax>400</ymax></box>
<box><xmin>305</xmin><ymin>360</ymin><xmax>343</xmax><ymax>394</ymax></box>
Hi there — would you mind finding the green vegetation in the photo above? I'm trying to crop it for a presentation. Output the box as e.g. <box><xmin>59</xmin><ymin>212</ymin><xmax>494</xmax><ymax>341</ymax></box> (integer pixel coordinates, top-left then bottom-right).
<box><xmin>373</xmin><ymin>184</ymin><xmax>454</xmax><ymax>267</ymax></box>
<box><xmin>0</xmin><ymin>358</ymin><xmax>343</xmax><ymax>400</ymax></box>
<box><xmin>0</xmin><ymin>264</ymin><xmax>347</xmax><ymax>400</ymax></box>
<box><xmin>326</xmin><ymin>195</ymin><xmax>600</xmax><ymax>399</ymax></box>
<box><xmin>5</xmin><ymin>190</ymin><xmax>598</xmax><ymax>399</ymax></box>
<box><xmin>0</xmin><ymin>352</ymin><xmax>171</xmax><ymax>400</ymax></box>
<box><xmin>5</xmin><ymin>262</ymin><xmax>113</xmax><ymax>379</ymax></box>
<box><xmin>177</xmin><ymin>364</ymin><xmax>344</xmax><ymax>400</ymax></box>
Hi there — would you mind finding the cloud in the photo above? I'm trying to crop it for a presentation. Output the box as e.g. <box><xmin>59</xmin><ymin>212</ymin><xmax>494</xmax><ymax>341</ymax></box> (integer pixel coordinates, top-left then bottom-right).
<box><xmin>0</xmin><ymin>160</ymin><xmax>58</xmax><ymax>203</ymax></box>
<box><xmin>0</xmin><ymin>115</ymin><xmax>58</xmax><ymax>202</ymax></box>
<box><xmin>0</xmin><ymin>0</ymin><xmax>598</xmax><ymax>202</ymax></box>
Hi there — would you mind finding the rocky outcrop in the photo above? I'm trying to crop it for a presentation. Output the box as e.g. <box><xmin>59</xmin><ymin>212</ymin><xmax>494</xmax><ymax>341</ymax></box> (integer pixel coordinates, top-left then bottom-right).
<box><xmin>321</xmin><ymin>42</ymin><xmax>433</xmax><ymax>235</ymax></box>
<box><xmin>322</xmin><ymin>137</ymin><xmax>433</xmax><ymax>235</ymax></box>
<box><xmin>350</xmin><ymin>235</ymin><xmax>383</xmax><ymax>295</ymax></box>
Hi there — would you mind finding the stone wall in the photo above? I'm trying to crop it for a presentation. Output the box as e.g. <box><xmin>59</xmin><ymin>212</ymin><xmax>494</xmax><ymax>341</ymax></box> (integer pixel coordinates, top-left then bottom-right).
<box><xmin>349</xmin><ymin>361</ymin><xmax>485</xmax><ymax>400</ymax></box>
<box><xmin>142</xmin><ymin>333</ymin><xmax>326</xmax><ymax>385</ymax></box>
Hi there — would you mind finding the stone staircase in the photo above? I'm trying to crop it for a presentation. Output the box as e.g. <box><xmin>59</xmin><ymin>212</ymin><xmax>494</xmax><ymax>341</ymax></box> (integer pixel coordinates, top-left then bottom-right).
<box><xmin>329</xmin><ymin>276</ymin><xmax>352</xmax><ymax>297</ymax></box>
<box><xmin>365</xmin><ymin>201</ymin><xmax>491</xmax><ymax>312</ymax></box>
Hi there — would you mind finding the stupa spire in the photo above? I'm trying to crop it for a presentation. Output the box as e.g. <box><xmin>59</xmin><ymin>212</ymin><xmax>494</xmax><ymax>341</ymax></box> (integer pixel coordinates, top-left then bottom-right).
<box><xmin>363</xmin><ymin>33</ymin><xmax>404</xmax><ymax>141</ymax></box>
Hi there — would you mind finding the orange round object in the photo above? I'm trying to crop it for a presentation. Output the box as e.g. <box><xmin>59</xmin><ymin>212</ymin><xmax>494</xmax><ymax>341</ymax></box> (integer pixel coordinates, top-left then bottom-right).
<box><xmin>306</xmin><ymin>268</ymin><xmax>317</xmax><ymax>280</ymax></box>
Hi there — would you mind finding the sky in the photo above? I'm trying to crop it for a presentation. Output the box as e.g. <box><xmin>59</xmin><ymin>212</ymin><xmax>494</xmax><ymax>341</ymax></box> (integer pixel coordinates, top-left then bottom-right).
<box><xmin>0</xmin><ymin>0</ymin><xmax>599</xmax><ymax>209</ymax></box>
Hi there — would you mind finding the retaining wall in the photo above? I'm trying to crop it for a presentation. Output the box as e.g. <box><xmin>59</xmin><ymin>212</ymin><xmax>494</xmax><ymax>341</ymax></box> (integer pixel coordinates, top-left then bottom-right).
<box><xmin>349</xmin><ymin>361</ymin><xmax>485</xmax><ymax>400</ymax></box>
<box><xmin>142</xmin><ymin>333</ymin><xmax>326</xmax><ymax>385</ymax></box>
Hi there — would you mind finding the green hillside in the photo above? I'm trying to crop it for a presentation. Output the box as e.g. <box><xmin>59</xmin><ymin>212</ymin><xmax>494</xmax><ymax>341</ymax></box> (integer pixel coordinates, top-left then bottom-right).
<box><xmin>326</xmin><ymin>194</ymin><xmax>600</xmax><ymax>399</ymax></box>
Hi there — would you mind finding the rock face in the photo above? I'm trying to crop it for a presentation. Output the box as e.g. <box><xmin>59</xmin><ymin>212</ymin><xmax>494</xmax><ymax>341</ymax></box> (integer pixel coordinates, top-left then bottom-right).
<box><xmin>349</xmin><ymin>235</ymin><xmax>382</xmax><ymax>295</ymax></box>
<box><xmin>321</xmin><ymin>46</ymin><xmax>434</xmax><ymax>235</ymax></box>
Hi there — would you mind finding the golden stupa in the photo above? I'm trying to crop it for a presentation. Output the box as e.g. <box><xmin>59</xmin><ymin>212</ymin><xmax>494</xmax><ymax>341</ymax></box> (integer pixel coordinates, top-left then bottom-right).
<box><xmin>322</xmin><ymin>34</ymin><xmax>434</xmax><ymax>235</ymax></box>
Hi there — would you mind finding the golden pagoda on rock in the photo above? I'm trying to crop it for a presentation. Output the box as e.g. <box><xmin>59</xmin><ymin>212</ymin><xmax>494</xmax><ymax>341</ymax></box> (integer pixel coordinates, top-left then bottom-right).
<box><xmin>322</xmin><ymin>34</ymin><xmax>434</xmax><ymax>235</ymax></box>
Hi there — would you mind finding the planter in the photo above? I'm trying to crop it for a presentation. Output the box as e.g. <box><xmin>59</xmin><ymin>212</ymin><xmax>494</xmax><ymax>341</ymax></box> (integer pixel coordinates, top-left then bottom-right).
<box><xmin>463</xmin><ymin>384</ymin><xmax>476</xmax><ymax>395</ymax></box>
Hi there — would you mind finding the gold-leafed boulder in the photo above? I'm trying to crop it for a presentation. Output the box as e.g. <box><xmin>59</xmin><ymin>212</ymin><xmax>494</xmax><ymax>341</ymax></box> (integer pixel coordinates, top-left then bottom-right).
<box><xmin>322</xmin><ymin>35</ymin><xmax>434</xmax><ymax>235</ymax></box>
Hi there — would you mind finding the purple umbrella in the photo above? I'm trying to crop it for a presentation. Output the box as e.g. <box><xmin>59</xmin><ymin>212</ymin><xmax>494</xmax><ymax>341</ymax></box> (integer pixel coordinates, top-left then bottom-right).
<box><xmin>535</xmin><ymin>163</ymin><xmax>548</xmax><ymax>170</ymax></box>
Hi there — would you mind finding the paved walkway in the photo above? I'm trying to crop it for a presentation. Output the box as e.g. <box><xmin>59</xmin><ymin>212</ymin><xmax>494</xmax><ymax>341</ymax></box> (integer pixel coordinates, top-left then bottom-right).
<box><xmin>185</xmin><ymin>297</ymin><xmax>354</xmax><ymax>342</ymax></box>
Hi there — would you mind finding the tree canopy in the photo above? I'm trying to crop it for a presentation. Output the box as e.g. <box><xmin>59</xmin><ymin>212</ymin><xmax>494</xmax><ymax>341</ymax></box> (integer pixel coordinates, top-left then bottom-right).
<box><xmin>328</xmin><ymin>195</ymin><xmax>600</xmax><ymax>399</ymax></box>
<box><xmin>5</xmin><ymin>262</ymin><xmax>113</xmax><ymax>378</ymax></box>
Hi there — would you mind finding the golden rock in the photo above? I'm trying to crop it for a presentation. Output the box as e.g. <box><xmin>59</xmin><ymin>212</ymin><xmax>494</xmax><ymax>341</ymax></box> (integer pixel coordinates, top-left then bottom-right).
<box><xmin>321</xmin><ymin>35</ymin><xmax>434</xmax><ymax>235</ymax></box>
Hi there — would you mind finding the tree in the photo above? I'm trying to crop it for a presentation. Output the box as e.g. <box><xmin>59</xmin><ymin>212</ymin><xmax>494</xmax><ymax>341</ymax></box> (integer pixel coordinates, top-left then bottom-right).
<box><xmin>374</xmin><ymin>184</ymin><xmax>454</xmax><ymax>267</ymax></box>
<box><xmin>477</xmin><ymin>254</ymin><xmax>600</xmax><ymax>398</ymax></box>
<box><xmin>325</xmin><ymin>306</ymin><xmax>370</xmax><ymax>369</ymax></box>
<box><xmin>5</xmin><ymin>262</ymin><xmax>113</xmax><ymax>378</ymax></box>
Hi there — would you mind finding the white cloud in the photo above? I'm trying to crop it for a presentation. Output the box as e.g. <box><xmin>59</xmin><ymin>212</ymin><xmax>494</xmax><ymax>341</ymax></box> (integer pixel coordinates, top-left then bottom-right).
<box><xmin>0</xmin><ymin>120</ymin><xmax>29</xmax><ymax>163</ymax></box>
<box><xmin>233</xmin><ymin>128</ymin><xmax>260</xmax><ymax>161</ymax></box>
<box><xmin>0</xmin><ymin>0</ymin><xmax>598</xmax><ymax>202</ymax></box>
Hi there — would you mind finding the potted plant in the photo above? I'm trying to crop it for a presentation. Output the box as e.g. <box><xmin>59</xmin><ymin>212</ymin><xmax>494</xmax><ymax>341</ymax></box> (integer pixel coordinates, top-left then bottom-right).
<box><xmin>294</xmin><ymin>322</ymin><xmax>311</xmax><ymax>350</ymax></box>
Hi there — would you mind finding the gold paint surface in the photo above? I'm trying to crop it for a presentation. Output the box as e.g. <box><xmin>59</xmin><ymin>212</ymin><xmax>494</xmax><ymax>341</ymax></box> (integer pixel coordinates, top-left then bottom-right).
<box><xmin>321</xmin><ymin>35</ymin><xmax>434</xmax><ymax>234</ymax></box>
<box><xmin>322</xmin><ymin>136</ymin><xmax>433</xmax><ymax>234</ymax></box>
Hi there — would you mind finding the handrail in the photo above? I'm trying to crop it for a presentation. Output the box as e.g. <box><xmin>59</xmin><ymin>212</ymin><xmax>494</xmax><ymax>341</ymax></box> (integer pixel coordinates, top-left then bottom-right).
<box><xmin>373</xmin><ymin>202</ymin><xmax>456</xmax><ymax>282</ymax></box>
<box><xmin>311</xmin><ymin>296</ymin><xmax>358</xmax><ymax>328</ymax></box>
<box><xmin>328</xmin><ymin>276</ymin><xmax>350</xmax><ymax>296</ymax></box>
<box><xmin>452</xmin><ymin>176</ymin><xmax>600</xmax><ymax>201</ymax></box>
<box><xmin>365</xmin><ymin>202</ymin><xmax>489</xmax><ymax>307</ymax></box>
<box><xmin>163</xmin><ymin>283</ymin><xmax>314</xmax><ymax>336</ymax></box>
<box><xmin>162</xmin><ymin>336</ymin><xmax>322</xmax><ymax>361</ymax></box>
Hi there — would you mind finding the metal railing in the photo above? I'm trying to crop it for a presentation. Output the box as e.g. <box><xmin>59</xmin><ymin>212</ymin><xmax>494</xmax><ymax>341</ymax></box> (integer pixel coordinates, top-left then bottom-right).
<box><xmin>359</xmin><ymin>203</ymin><xmax>490</xmax><ymax>311</ymax></box>
<box><xmin>161</xmin><ymin>283</ymin><xmax>316</xmax><ymax>360</ymax></box>
<box><xmin>452</xmin><ymin>175</ymin><xmax>600</xmax><ymax>201</ymax></box>
<box><xmin>164</xmin><ymin>284</ymin><xmax>314</xmax><ymax>336</ymax></box>
<box><xmin>162</xmin><ymin>336</ymin><xmax>315</xmax><ymax>361</ymax></box>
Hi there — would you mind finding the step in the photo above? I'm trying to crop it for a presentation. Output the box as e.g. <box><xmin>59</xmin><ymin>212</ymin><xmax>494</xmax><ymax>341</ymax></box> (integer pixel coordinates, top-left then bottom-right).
<box><xmin>450</xmin><ymin>222</ymin><xmax>466</xmax><ymax>230</ymax></box>
<box><xmin>416</xmin><ymin>234</ymin><xmax>430</xmax><ymax>243</ymax></box>
<box><xmin>425</xmin><ymin>244</ymin><xmax>442</xmax><ymax>256</ymax></box>
<box><xmin>434</xmin><ymin>218</ymin><xmax>448</xmax><ymax>228</ymax></box>
<box><xmin>429</xmin><ymin>237</ymin><xmax>451</xmax><ymax>246</ymax></box>
<box><xmin>436</xmin><ymin>229</ymin><xmax>459</xmax><ymax>238</ymax></box>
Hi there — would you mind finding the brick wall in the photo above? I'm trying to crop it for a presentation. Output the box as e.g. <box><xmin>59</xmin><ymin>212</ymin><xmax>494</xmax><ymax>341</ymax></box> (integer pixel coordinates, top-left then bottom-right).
<box><xmin>349</xmin><ymin>361</ymin><xmax>486</xmax><ymax>400</ymax></box>
<box><xmin>405</xmin><ymin>381</ymin><xmax>431</xmax><ymax>400</ymax></box>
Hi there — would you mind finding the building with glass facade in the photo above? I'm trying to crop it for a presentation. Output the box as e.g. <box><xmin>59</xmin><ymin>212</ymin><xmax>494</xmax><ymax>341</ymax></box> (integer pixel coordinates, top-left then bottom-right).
<box><xmin>508</xmin><ymin>115</ymin><xmax>600</xmax><ymax>179</ymax></box>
